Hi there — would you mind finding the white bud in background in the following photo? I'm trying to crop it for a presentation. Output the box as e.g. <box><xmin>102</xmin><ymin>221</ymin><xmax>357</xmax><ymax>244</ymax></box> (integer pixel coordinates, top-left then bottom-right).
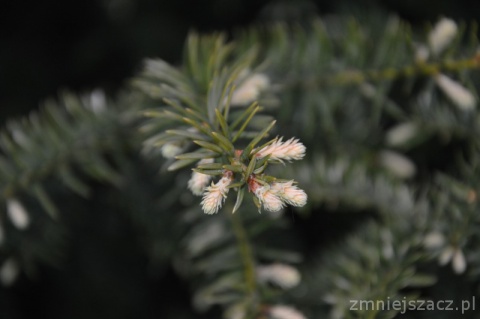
<box><xmin>379</xmin><ymin>150</ymin><xmax>416</xmax><ymax>179</ymax></box>
<box><xmin>423</xmin><ymin>231</ymin><xmax>445</xmax><ymax>249</ymax></box>
<box><xmin>188</xmin><ymin>222</ymin><xmax>225</xmax><ymax>255</ymax></box>
<box><xmin>439</xmin><ymin>245</ymin><xmax>455</xmax><ymax>265</ymax></box>
<box><xmin>188</xmin><ymin>159</ymin><xmax>214</xmax><ymax>196</ymax></box>
<box><xmin>257</xmin><ymin>263</ymin><xmax>301</xmax><ymax>289</ymax></box>
<box><xmin>428</xmin><ymin>18</ymin><xmax>458</xmax><ymax>55</ymax></box>
<box><xmin>415</xmin><ymin>44</ymin><xmax>430</xmax><ymax>63</ymax></box>
<box><xmin>452</xmin><ymin>248</ymin><xmax>467</xmax><ymax>274</ymax></box>
<box><xmin>11</xmin><ymin>128</ymin><xmax>29</xmax><ymax>147</ymax></box>
<box><xmin>385</xmin><ymin>122</ymin><xmax>418</xmax><ymax>147</ymax></box>
<box><xmin>381</xmin><ymin>229</ymin><xmax>394</xmax><ymax>260</ymax></box>
<box><xmin>269</xmin><ymin>305</ymin><xmax>307</xmax><ymax>319</ymax></box>
<box><xmin>0</xmin><ymin>259</ymin><xmax>19</xmax><ymax>286</ymax></box>
<box><xmin>188</xmin><ymin>172</ymin><xmax>211</xmax><ymax>196</ymax></box>
<box><xmin>230</xmin><ymin>73</ymin><xmax>270</xmax><ymax>106</ymax></box>
<box><xmin>7</xmin><ymin>199</ymin><xmax>30</xmax><ymax>230</ymax></box>
<box><xmin>89</xmin><ymin>89</ymin><xmax>107</xmax><ymax>113</ymax></box>
<box><xmin>435</xmin><ymin>74</ymin><xmax>476</xmax><ymax>111</ymax></box>
<box><xmin>161</xmin><ymin>143</ymin><xmax>182</xmax><ymax>159</ymax></box>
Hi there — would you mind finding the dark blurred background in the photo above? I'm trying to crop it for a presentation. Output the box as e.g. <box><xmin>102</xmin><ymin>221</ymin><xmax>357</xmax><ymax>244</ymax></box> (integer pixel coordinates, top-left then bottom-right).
<box><xmin>2</xmin><ymin>0</ymin><xmax>480</xmax><ymax>122</ymax></box>
<box><xmin>1</xmin><ymin>0</ymin><xmax>480</xmax><ymax>318</ymax></box>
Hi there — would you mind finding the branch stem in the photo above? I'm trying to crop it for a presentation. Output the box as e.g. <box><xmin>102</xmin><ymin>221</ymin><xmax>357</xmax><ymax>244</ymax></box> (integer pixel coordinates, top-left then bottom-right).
<box><xmin>295</xmin><ymin>55</ymin><xmax>480</xmax><ymax>88</ymax></box>
<box><xmin>229</xmin><ymin>211</ymin><xmax>258</xmax><ymax>315</ymax></box>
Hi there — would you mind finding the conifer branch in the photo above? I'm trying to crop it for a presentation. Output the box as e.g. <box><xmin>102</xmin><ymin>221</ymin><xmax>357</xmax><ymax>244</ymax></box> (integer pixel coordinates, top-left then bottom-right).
<box><xmin>0</xmin><ymin>92</ymin><xmax>135</xmax><ymax>205</ymax></box>
<box><xmin>324</xmin><ymin>53</ymin><xmax>480</xmax><ymax>86</ymax></box>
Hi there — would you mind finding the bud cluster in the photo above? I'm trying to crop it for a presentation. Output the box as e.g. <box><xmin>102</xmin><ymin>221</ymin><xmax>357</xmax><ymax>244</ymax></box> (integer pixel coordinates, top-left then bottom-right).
<box><xmin>248</xmin><ymin>177</ymin><xmax>307</xmax><ymax>212</ymax></box>
<box><xmin>187</xmin><ymin>135</ymin><xmax>307</xmax><ymax>214</ymax></box>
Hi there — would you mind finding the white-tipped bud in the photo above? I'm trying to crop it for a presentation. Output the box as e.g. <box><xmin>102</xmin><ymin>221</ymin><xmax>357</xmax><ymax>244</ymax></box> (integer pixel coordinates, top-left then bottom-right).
<box><xmin>89</xmin><ymin>89</ymin><xmax>107</xmax><ymax>113</ymax></box>
<box><xmin>257</xmin><ymin>263</ymin><xmax>301</xmax><ymax>289</ymax></box>
<box><xmin>231</xmin><ymin>73</ymin><xmax>270</xmax><ymax>106</ymax></box>
<box><xmin>428</xmin><ymin>18</ymin><xmax>458</xmax><ymax>55</ymax></box>
<box><xmin>452</xmin><ymin>248</ymin><xmax>467</xmax><ymax>274</ymax></box>
<box><xmin>271</xmin><ymin>181</ymin><xmax>307</xmax><ymax>207</ymax></box>
<box><xmin>255</xmin><ymin>137</ymin><xmax>306</xmax><ymax>162</ymax></box>
<box><xmin>188</xmin><ymin>172</ymin><xmax>211</xmax><ymax>196</ymax></box>
<box><xmin>385</xmin><ymin>122</ymin><xmax>418</xmax><ymax>147</ymax></box>
<box><xmin>7</xmin><ymin>199</ymin><xmax>30</xmax><ymax>230</ymax></box>
<box><xmin>161</xmin><ymin>143</ymin><xmax>182</xmax><ymax>158</ymax></box>
<box><xmin>256</xmin><ymin>187</ymin><xmax>285</xmax><ymax>212</ymax></box>
<box><xmin>201</xmin><ymin>171</ymin><xmax>233</xmax><ymax>214</ymax></box>
<box><xmin>379</xmin><ymin>150</ymin><xmax>416</xmax><ymax>179</ymax></box>
<box><xmin>0</xmin><ymin>258</ymin><xmax>19</xmax><ymax>286</ymax></box>
<box><xmin>11</xmin><ymin>128</ymin><xmax>29</xmax><ymax>147</ymax></box>
<box><xmin>435</xmin><ymin>74</ymin><xmax>476</xmax><ymax>110</ymax></box>
<box><xmin>188</xmin><ymin>159</ymin><xmax>214</xmax><ymax>196</ymax></box>
<box><xmin>415</xmin><ymin>44</ymin><xmax>430</xmax><ymax>63</ymax></box>
<box><xmin>423</xmin><ymin>231</ymin><xmax>445</xmax><ymax>249</ymax></box>
<box><xmin>269</xmin><ymin>305</ymin><xmax>307</xmax><ymax>319</ymax></box>
<box><xmin>257</xmin><ymin>190</ymin><xmax>285</xmax><ymax>212</ymax></box>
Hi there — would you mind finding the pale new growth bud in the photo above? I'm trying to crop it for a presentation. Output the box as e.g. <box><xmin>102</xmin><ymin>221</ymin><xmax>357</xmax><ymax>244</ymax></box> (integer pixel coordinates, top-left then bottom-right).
<box><xmin>201</xmin><ymin>171</ymin><xmax>233</xmax><ymax>214</ymax></box>
<box><xmin>255</xmin><ymin>186</ymin><xmax>285</xmax><ymax>212</ymax></box>
<box><xmin>452</xmin><ymin>248</ymin><xmax>467</xmax><ymax>274</ymax></box>
<box><xmin>188</xmin><ymin>159</ymin><xmax>214</xmax><ymax>196</ymax></box>
<box><xmin>7</xmin><ymin>199</ymin><xmax>30</xmax><ymax>230</ymax></box>
<box><xmin>379</xmin><ymin>150</ymin><xmax>416</xmax><ymax>179</ymax></box>
<box><xmin>188</xmin><ymin>172</ymin><xmax>211</xmax><ymax>196</ymax></box>
<box><xmin>271</xmin><ymin>181</ymin><xmax>307</xmax><ymax>207</ymax></box>
<box><xmin>428</xmin><ymin>18</ymin><xmax>458</xmax><ymax>55</ymax></box>
<box><xmin>89</xmin><ymin>89</ymin><xmax>107</xmax><ymax>113</ymax></box>
<box><xmin>415</xmin><ymin>44</ymin><xmax>430</xmax><ymax>63</ymax></box>
<box><xmin>435</xmin><ymin>74</ymin><xmax>476</xmax><ymax>111</ymax></box>
<box><xmin>439</xmin><ymin>245</ymin><xmax>467</xmax><ymax>274</ymax></box>
<box><xmin>255</xmin><ymin>137</ymin><xmax>306</xmax><ymax>162</ymax></box>
<box><xmin>0</xmin><ymin>258</ymin><xmax>19</xmax><ymax>286</ymax></box>
<box><xmin>257</xmin><ymin>263</ymin><xmax>301</xmax><ymax>289</ymax></box>
<box><xmin>385</xmin><ymin>122</ymin><xmax>418</xmax><ymax>147</ymax></box>
<box><xmin>11</xmin><ymin>128</ymin><xmax>29</xmax><ymax>147</ymax></box>
<box><xmin>161</xmin><ymin>143</ymin><xmax>182</xmax><ymax>158</ymax></box>
<box><xmin>439</xmin><ymin>246</ymin><xmax>454</xmax><ymax>265</ymax></box>
<box><xmin>423</xmin><ymin>231</ymin><xmax>445</xmax><ymax>249</ymax></box>
<box><xmin>269</xmin><ymin>305</ymin><xmax>307</xmax><ymax>319</ymax></box>
<box><xmin>231</xmin><ymin>73</ymin><xmax>270</xmax><ymax>106</ymax></box>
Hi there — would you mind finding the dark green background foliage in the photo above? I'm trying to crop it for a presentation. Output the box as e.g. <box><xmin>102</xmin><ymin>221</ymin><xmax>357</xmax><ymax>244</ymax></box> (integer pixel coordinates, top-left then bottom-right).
<box><xmin>1</xmin><ymin>1</ymin><xmax>480</xmax><ymax>319</ymax></box>
<box><xmin>3</xmin><ymin>0</ymin><xmax>480</xmax><ymax>120</ymax></box>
